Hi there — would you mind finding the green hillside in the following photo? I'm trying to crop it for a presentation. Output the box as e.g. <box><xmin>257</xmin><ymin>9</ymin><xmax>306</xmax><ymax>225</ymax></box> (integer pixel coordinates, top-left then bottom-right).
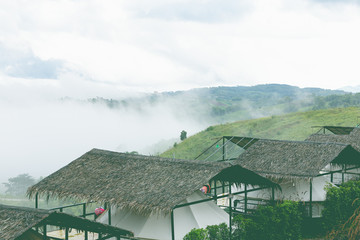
<box><xmin>160</xmin><ymin>107</ymin><xmax>360</xmax><ymax>160</ymax></box>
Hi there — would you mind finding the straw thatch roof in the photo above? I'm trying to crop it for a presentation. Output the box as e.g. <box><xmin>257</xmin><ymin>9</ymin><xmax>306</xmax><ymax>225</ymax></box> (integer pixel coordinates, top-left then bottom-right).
<box><xmin>0</xmin><ymin>204</ymin><xmax>132</xmax><ymax>240</ymax></box>
<box><xmin>27</xmin><ymin>149</ymin><xmax>278</xmax><ymax>215</ymax></box>
<box><xmin>313</xmin><ymin>126</ymin><xmax>355</xmax><ymax>135</ymax></box>
<box><xmin>236</xmin><ymin>138</ymin><xmax>360</xmax><ymax>179</ymax></box>
<box><xmin>307</xmin><ymin>128</ymin><xmax>360</xmax><ymax>152</ymax></box>
<box><xmin>224</xmin><ymin>136</ymin><xmax>259</xmax><ymax>149</ymax></box>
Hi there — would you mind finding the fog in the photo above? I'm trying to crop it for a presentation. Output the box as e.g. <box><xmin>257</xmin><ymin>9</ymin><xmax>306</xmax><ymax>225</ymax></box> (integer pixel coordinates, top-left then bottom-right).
<box><xmin>0</xmin><ymin>95</ymin><xmax>209</xmax><ymax>184</ymax></box>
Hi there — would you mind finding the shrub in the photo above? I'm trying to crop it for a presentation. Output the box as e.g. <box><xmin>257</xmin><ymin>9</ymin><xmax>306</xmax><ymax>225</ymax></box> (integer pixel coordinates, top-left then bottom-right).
<box><xmin>322</xmin><ymin>180</ymin><xmax>360</xmax><ymax>235</ymax></box>
<box><xmin>183</xmin><ymin>201</ymin><xmax>302</xmax><ymax>240</ymax></box>
<box><xmin>232</xmin><ymin>201</ymin><xmax>302</xmax><ymax>240</ymax></box>
<box><xmin>183</xmin><ymin>228</ymin><xmax>208</xmax><ymax>240</ymax></box>
<box><xmin>183</xmin><ymin>223</ymin><xmax>229</xmax><ymax>240</ymax></box>
<box><xmin>206</xmin><ymin>223</ymin><xmax>229</xmax><ymax>240</ymax></box>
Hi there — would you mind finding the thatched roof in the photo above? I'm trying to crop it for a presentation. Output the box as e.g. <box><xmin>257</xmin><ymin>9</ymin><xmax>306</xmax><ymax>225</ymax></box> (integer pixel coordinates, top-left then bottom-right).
<box><xmin>313</xmin><ymin>126</ymin><xmax>355</xmax><ymax>135</ymax></box>
<box><xmin>0</xmin><ymin>204</ymin><xmax>132</xmax><ymax>240</ymax></box>
<box><xmin>236</xmin><ymin>138</ymin><xmax>360</xmax><ymax>179</ymax></box>
<box><xmin>224</xmin><ymin>136</ymin><xmax>259</xmax><ymax>149</ymax></box>
<box><xmin>27</xmin><ymin>149</ymin><xmax>278</xmax><ymax>215</ymax></box>
<box><xmin>307</xmin><ymin>128</ymin><xmax>360</xmax><ymax>152</ymax></box>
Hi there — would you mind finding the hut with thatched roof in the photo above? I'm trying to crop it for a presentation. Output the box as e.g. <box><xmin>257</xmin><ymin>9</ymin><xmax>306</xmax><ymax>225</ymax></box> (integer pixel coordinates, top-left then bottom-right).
<box><xmin>231</xmin><ymin>138</ymin><xmax>360</xmax><ymax>217</ymax></box>
<box><xmin>0</xmin><ymin>204</ymin><xmax>133</xmax><ymax>240</ymax></box>
<box><xmin>27</xmin><ymin>148</ymin><xmax>278</xmax><ymax>240</ymax></box>
<box><xmin>306</xmin><ymin>127</ymin><xmax>360</xmax><ymax>184</ymax></box>
<box><xmin>312</xmin><ymin>126</ymin><xmax>357</xmax><ymax>135</ymax></box>
<box><xmin>307</xmin><ymin>127</ymin><xmax>360</xmax><ymax>151</ymax></box>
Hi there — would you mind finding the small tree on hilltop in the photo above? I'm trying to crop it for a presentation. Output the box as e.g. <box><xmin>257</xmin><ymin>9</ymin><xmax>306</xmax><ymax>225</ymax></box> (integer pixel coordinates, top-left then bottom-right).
<box><xmin>180</xmin><ymin>130</ymin><xmax>187</xmax><ymax>141</ymax></box>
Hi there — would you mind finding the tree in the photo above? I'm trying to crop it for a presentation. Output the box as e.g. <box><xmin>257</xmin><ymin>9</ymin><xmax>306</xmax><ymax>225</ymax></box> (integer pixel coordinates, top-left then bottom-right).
<box><xmin>180</xmin><ymin>130</ymin><xmax>187</xmax><ymax>141</ymax></box>
<box><xmin>3</xmin><ymin>173</ymin><xmax>36</xmax><ymax>196</ymax></box>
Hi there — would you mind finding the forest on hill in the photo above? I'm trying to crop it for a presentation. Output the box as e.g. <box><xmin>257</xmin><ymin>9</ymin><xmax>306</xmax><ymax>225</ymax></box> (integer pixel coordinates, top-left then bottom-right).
<box><xmin>83</xmin><ymin>84</ymin><xmax>360</xmax><ymax>125</ymax></box>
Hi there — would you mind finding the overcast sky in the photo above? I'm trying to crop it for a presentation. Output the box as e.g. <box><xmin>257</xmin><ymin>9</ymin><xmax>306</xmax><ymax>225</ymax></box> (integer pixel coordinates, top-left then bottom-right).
<box><xmin>1</xmin><ymin>0</ymin><xmax>360</xmax><ymax>185</ymax></box>
<box><xmin>1</xmin><ymin>0</ymin><xmax>360</xmax><ymax>99</ymax></box>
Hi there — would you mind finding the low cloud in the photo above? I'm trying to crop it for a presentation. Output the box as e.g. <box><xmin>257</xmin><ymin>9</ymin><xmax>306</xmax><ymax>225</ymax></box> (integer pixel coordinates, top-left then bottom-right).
<box><xmin>0</xmin><ymin>93</ymin><xmax>209</xmax><ymax>183</ymax></box>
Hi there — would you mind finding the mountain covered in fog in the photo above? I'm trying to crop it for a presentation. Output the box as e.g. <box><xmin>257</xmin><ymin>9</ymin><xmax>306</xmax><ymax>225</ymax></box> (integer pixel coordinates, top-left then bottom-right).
<box><xmin>58</xmin><ymin>83</ymin><xmax>360</xmax><ymax>155</ymax></box>
<box><xmin>2</xmin><ymin>84</ymin><xmax>360</xmax><ymax>182</ymax></box>
<box><xmin>79</xmin><ymin>84</ymin><xmax>355</xmax><ymax>124</ymax></box>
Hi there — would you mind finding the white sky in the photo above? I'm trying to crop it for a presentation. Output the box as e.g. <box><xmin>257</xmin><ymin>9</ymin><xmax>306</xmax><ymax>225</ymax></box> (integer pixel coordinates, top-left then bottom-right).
<box><xmin>1</xmin><ymin>0</ymin><xmax>360</xmax><ymax>184</ymax></box>
<box><xmin>1</xmin><ymin>0</ymin><xmax>360</xmax><ymax>97</ymax></box>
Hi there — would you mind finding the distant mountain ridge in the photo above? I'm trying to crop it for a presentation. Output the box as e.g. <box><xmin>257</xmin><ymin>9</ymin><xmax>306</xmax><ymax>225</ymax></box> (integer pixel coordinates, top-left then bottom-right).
<box><xmin>83</xmin><ymin>84</ymin><xmax>350</xmax><ymax>124</ymax></box>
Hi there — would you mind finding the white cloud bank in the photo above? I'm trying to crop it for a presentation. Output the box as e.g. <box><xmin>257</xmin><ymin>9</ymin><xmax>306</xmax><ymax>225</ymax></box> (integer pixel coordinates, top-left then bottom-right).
<box><xmin>0</xmin><ymin>98</ymin><xmax>206</xmax><ymax>183</ymax></box>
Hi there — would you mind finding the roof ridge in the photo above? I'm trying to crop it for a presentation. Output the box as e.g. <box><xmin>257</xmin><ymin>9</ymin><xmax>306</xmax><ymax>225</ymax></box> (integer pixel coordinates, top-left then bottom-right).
<box><xmin>222</xmin><ymin>136</ymin><xmax>350</xmax><ymax>146</ymax></box>
<box><xmin>89</xmin><ymin>148</ymin><xmax>231</xmax><ymax>166</ymax></box>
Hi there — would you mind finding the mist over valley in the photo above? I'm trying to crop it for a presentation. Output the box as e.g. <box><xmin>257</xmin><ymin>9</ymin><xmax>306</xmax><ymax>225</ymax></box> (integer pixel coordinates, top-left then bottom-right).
<box><xmin>2</xmin><ymin>84</ymin><xmax>360</xmax><ymax>185</ymax></box>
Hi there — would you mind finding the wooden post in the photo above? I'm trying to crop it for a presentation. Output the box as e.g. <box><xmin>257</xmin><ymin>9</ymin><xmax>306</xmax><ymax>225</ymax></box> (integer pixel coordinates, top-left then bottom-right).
<box><xmin>65</xmin><ymin>227</ymin><xmax>69</xmax><ymax>240</ymax></box>
<box><xmin>171</xmin><ymin>209</ymin><xmax>175</xmax><ymax>240</ymax></box>
<box><xmin>35</xmin><ymin>193</ymin><xmax>39</xmax><ymax>233</ymax></box>
<box><xmin>229</xmin><ymin>182</ymin><xmax>232</xmax><ymax>240</ymax></box>
<box><xmin>271</xmin><ymin>186</ymin><xmax>275</xmax><ymax>205</ymax></box>
<box><xmin>214</xmin><ymin>181</ymin><xmax>217</xmax><ymax>204</ymax></box>
<box><xmin>222</xmin><ymin>137</ymin><xmax>225</xmax><ymax>161</ymax></box>
<box><xmin>108</xmin><ymin>204</ymin><xmax>112</xmax><ymax>226</ymax></box>
<box><xmin>43</xmin><ymin>225</ymin><xmax>47</xmax><ymax>240</ymax></box>
<box><xmin>342</xmin><ymin>164</ymin><xmax>345</xmax><ymax>184</ymax></box>
<box><xmin>331</xmin><ymin>172</ymin><xmax>333</xmax><ymax>183</ymax></box>
<box><xmin>35</xmin><ymin>193</ymin><xmax>38</xmax><ymax>209</ymax></box>
<box><xmin>83</xmin><ymin>203</ymin><xmax>86</xmax><ymax>218</ymax></box>
<box><xmin>310</xmin><ymin>178</ymin><xmax>313</xmax><ymax>218</ymax></box>
<box><xmin>244</xmin><ymin>185</ymin><xmax>248</xmax><ymax>214</ymax></box>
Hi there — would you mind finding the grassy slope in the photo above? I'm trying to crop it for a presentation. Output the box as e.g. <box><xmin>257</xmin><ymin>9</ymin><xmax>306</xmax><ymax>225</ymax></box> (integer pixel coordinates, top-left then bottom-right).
<box><xmin>161</xmin><ymin>107</ymin><xmax>360</xmax><ymax>160</ymax></box>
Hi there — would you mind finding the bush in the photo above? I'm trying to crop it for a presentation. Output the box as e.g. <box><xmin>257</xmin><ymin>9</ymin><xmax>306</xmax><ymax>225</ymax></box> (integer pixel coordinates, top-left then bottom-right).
<box><xmin>183</xmin><ymin>228</ymin><xmax>208</xmax><ymax>240</ymax></box>
<box><xmin>206</xmin><ymin>223</ymin><xmax>229</xmax><ymax>240</ymax></box>
<box><xmin>232</xmin><ymin>201</ymin><xmax>303</xmax><ymax>240</ymax></box>
<box><xmin>183</xmin><ymin>223</ymin><xmax>229</xmax><ymax>240</ymax></box>
<box><xmin>322</xmin><ymin>180</ymin><xmax>360</xmax><ymax>234</ymax></box>
<box><xmin>184</xmin><ymin>201</ymin><xmax>302</xmax><ymax>240</ymax></box>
